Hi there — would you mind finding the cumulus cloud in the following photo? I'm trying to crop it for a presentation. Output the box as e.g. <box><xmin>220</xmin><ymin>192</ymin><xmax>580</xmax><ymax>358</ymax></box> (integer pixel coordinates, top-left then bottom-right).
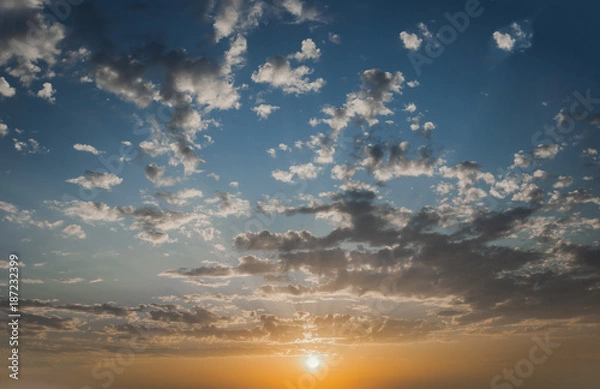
<box><xmin>272</xmin><ymin>163</ymin><xmax>320</xmax><ymax>183</ymax></box>
<box><xmin>290</xmin><ymin>38</ymin><xmax>321</xmax><ymax>61</ymax></box>
<box><xmin>144</xmin><ymin>163</ymin><xmax>180</xmax><ymax>187</ymax></box>
<box><xmin>493</xmin><ymin>21</ymin><xmax>533</xmax><ymax>52</ymax></box>
<box><xmin>73</xmin><ymin>143</ymin><xmax>103</xmax><ymax>155</ymax></box>
<box><xmin>206</xmin><ymin>192</ymin><xmax>251</xmax><ymax>218</ymax></box>
<box><xmin>156</xmin><ymin>188</ymin><xmax>204</xmax><ymax>206</ymax></box>
<box><xmin>36</xmin><ymin>82</ymin><xmax>56</xmax><ymax>103</ymax></box>
<box><xmin>253</xmin><ymin>104</ymin><xmax>280</xmax><ymax>119</ymax></box>
<box><xmin>311</xmin><ymin>68</ymin><xmax>405</xmax><ymax>135</ymax></box>
<box><xmin>0</xmin><ymin>1</ymin><xmax>66</xmax><ymax>85</ymax></box>
<box><xmin>251</xmin><ymin>56</ymin><xmax>325</xmax><ymax>94</ymax></box>
<box><xmin>66</xmin><ymin>171</ymin><xmax>123</xmax><ymax>190</ymax></box>
<box><xmin>13</xmin><ymin>137</ymin><xmax>49</xmax><ymax>154</ymax></box>
<box><xmin>328</xmin><ymin>32</ymin><xmax>341</xmax><ymax>44</ymax></box>
<box><xmin>62</xmin><ymin>224</ymin><xmax>86</xmax><ymax>239</ymax></box>
<box><xmin>399</xmin><ymin>31</ymin><xmax>423</xmax><ymax>51</ymax></box>
<box><xmin>532</xmin><ymin>144</ymin><xmax>560</xmax><ymax>159</ymax></box>
<box><xmin>0</xmin><ymin>77</ymin><xmax>16</xmax><ymax>97</ymax></box>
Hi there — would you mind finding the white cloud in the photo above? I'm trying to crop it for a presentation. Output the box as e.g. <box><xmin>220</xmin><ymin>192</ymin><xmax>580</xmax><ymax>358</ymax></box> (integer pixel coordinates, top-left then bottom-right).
<box><xmin>13</xmin><ymin>137</ymin><xmax>49</xmax><ymax>154</ymax></box>
<box><xmin>553</xmin><ymin>175</ymin><xmax>573</xmax><ymax>189</ymax></box>
<box><xmin>328</xmin><ymin>32</ymin><xmax>341</xmax><ymax>44</ymax></box>
<box><xmin>253</xmin><ymin>104</ymin><xmax>280</xmax><ymax>119</ymax></box>
<box><xmin>493</xmin><ymin>31</ymin><xmax>516</xmax><ymax>51</ymax></box>
<box><xmin>423</xmin><ymin>121</ymin><xmax>436</xmax><ymax>133</ymax></box>
<box><xmin>66</xmin><ymin>171</ymin><xmax>123</xmax><ymax>190</ymax></box>
<box><xmin>36</xmin><ymin>82</ymin><xmax>56</xmax><ymax>103</ymax></box>
<box><xmin>290</xmin><ymin>38</ymin><xmax>321</xmax><ymax>61</ymax></box>
<box><xmin>251</xmin><ymin>56</ymin><xmax>325</xmax><ymax>94</ymax></box>
<box><xmin>312</xmin><ymin>68</ymin><xmax>405</xmax><ymax>135</ymax></box>
<box><xmin>144</xmin><ymin>163</ymin><xmax>180</xmax><ymax>187</ymax></box>
<box><xmin>399</xmin><ymin>31</ymin><xmax>423</xmax><ymax>51</ymax></box>
<box><xmin>532</xmin><ymin>144</ymin><xmax>560</xmax><ymax>159</ymax></box>
<box><xmin>0</xmin><ymin>77</ymin><xmax>16</xmax><ymax>97</ymax></box>
<box><xmin>403</xmin><ymin>103</ymin><xmax>417</xmax><ymax>113</ymax></box>
<box><xmin>156</xmin><ymin>188</ymin><xmax>204</xmax><ymax>206</ymax></box>
<box><xmin>281</xmin><ymin>0</ymin><xmax>324</xmax><ymax>23</ymax></box>
<box><xmin>62</xmin><ymin>224</ymin><xmax>86</xmax><ymax>239</ymax></box>
<box><xmin>73</xmin><ymin>144</ymin><xmax>103</xmax><ymax>155</ymax></box>
<box><xmin>493</xmin><ymin>21</ymin><xmax>533</xmax><ymax>52</ymax></box>
<box><xmin>267</xmin><ymin>148</ymin><xmax>277</xmax><ymax>158</ymax></box>
<box><xmin>272</xmin><ymin>163</ymin><xmax>320</xmax><ymax>183</ymax></box>
<box><xmin>0</xmin><ymin>122</ymin><xmax>8</xmax><ymax>137</ymax></box>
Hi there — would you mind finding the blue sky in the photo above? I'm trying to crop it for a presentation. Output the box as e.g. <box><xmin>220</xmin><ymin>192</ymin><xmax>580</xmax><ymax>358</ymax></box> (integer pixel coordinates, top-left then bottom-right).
<box><xmin>1</xmin><ymin>1</ymin><xmax>600</xmax><ymax>388</ymax></box>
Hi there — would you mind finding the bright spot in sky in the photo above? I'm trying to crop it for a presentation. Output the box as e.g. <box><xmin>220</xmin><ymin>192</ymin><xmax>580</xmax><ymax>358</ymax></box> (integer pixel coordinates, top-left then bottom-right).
<box><xmin>304</xmin><ymin>354</ymin><xmax>322</xmax><ymax>371</ymax></box>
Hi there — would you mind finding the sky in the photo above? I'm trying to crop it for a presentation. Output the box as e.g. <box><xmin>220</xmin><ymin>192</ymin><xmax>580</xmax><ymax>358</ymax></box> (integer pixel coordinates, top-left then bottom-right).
<box><xmin>0</xmin><ymin>0</ymin><xmax>600</xmax><ymax>388</ymax></box>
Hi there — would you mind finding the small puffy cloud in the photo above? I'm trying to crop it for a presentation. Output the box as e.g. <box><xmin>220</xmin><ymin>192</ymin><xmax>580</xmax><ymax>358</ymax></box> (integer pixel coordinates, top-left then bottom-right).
<box><xmin>251</xmin><ymin>56</ymin><xmax>325</xmax><ymax>94</ymax></box>
<box><xmin>553</xmin><ymin>175</ymin><xmax>573</xmax><ymax>189</ymax></box>
<box><xmin>62</xmin><ymin>224</ymin><xmax>86</xmax><ymax>239</ymax></box>
<box><xmin>229</xmin><ymin>181</ymin><xmax>239</xmax><ymax>188</ymax></box>
<box><xmin>13</xmin><ymin>138</ymin><xmax>49</xmax><ymax>154</ymax></box>
<box><xmin>532</xmin><ymin>144</ymin><xmax>560</xmax><ymax>159</ymax></box>
<box><xmin>145</xmin><ymin>163</ymin><xmax>180</xmax><ymax>187</ymax></box>
<box><xmin>272</xmin><ymin>163</ymin><xmax>320</xmax><ymax>183</ymax></box>
<box><xmin>407</xmin><ymin>80</ymin><xmax>420</xmax><ymax>88</ymax></box>
<box><xmin>493</xmin><ymin>21</ymin><xmax>533</xmax><ymax>52</ymax></box>
<box><xmin>533</xmin><ymin>170</ymin><xmax>548</xmax><ymax>180</ymax></box>
<box><xmin>492</xmin><ymin>31</ymin><xmax>516</xmax><ymax>51</ymax></box>
<box><xmin>267</xmin><ymin>148</ymin><xmax>277</xmax><ymax>158</ymax></box>
<box><xmin>253</xmin><ymin>104</ymin><xmax>280</xmax><ymax>119</ymax></box>
<box><xmin>0</xmin><ymin>77</ymin><xmax>16</xmax><ymax>97</ymax></box>
<box><xmin>66</xmin><ymin>171</ymin><xmax>123</xmax><ymax>190</ymax></box>
<box><xmin>403</xmin><ymin>103</ymin><xmax>417</xmax><ymax>113</ymax></box>
<box><xmin>73</xmin><ymin>144</ymin><xmax>103</xmax><ymax>155</ymax></box>
<box><xmin>328</xmin><ymin>32</ymin><xmax>341</xmax><ymax>44</ymax></box>
<box><xmin>206</xmin><ymin>192</ymin><xmax>251</xmax><ymax>218</ymax></box>
<box><xmin>423</xmin><ymin>121</ymin><xmax>436</xmax><ymax>134</ymax></box>
<box><xmin>399</xmin><ymin>31</ymin><xmax>422</xmax><ymax>51</ymax></box>
<box><xmin>290</xmin><ymin>38</ymin><xmax>321</xmax><ymax>61</ymax></box>
<box><xmin>512</xmin><ymin>151</ymin><xmax>530</xmax><ymax>168</ymax></box>
<box><xmin>36</xmin><ymin>82</ymin><xmax>56</xmax><ymax>103</ymax></box>
<box><xmin>0</xmin><ymin>122</ymin><xmax>8</xmax><ymax>137</ymax></box>
<box><xmin>281</xmin><ymin>0</ymin><xmax>324</xmax><ymax>23</ymax></box>
<box><xmin>156</xmin><ymin>188</ymin><xmax>204</xmax><ymax>206</ymax></box>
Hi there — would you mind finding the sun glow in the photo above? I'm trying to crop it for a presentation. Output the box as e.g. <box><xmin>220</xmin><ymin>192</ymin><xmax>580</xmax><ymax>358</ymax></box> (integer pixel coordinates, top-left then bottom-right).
<box><xmin>304</xmin><ymin>354</ymin><xmax>323</xmax><ymax>371</ymax></box>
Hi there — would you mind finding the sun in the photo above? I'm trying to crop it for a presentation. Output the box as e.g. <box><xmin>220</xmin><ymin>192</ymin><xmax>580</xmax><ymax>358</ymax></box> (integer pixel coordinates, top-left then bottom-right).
<box><xmin>304</xmin><ymin>354</ymin><xmax>323</xmax><ymax>371</ymax></box>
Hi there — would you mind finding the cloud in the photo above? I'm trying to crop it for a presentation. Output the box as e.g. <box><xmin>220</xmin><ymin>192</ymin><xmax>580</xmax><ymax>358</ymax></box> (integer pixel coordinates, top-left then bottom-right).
<box><xmin>13</xmin><ymin>137</ymin><xmax>49</xmax><ymax>154</ymax></box>
<box><xmin>156</xmin><ymin>188</ymin><xmax>204</xmax><ymax>206</ymax></box>
<box><xmin>272</xmin><ymin>163</ymin><xmax>320</xmax><ymax>183</ymax></box>
<box><xmin>311</xmin><ymin>68</ymin><xmax>405</xmax><ymax>135</ymax></box>
<box><xmin>36</xmin><ymin>82</ymin><xmax>56</xmax><ymax>103</ymax></box>
<box><xmin>253</xmin><ymin>104</ymin><xmax>280</xmax><ymax>119</ymax></box>
<box><xmin>492</xmin><ymin>31</ymin><xmax>516</xmax><ymax>51</ymax></box>
<box><xmin>493</xmin><ymin>21</ymin><xmax>533</xmax><ymax>52</ymax></box>
<box><xmin>91</xmin><ymin>54</ymin><xmax>156</xmax><ymax>108</ymax></box>
<box><xmin>73</xmin><ymin>143</ymin><xmax>103</xmax><ymax>155</ymax></box>
<box><xmin>206</xmin><ymin>192</ymin><xmax>251</xmax><ymax>217</ymax></box>
<box><xmin>144</xmin><ymin>163</ymin><xmax>180</xmax><ymax>187</ymax></box>
<box><xmin>361</xmin><ymin>143</ymin><xmax>438</xmax><ymax>182</ymax></box>
<box><xmin>0</xmin><ymin>122</ymin><xmax>7</xmax><ymax>137</ymax></box>
<box><xmin>399</xmin><ymin>31</ymin><xmax>423</xmax><ymax>51</ymax></box>
<box><xmin>62</xmin><ymin>224</ymin><xmax>86</xmax><ymax>239</ymax></box>
<box><xmin>290</xmin><ymin>38</ymin><xmax>321</xmax><ymax>61</ymax></box>
<box><xmin>0</xmin><ymin>1</ymin><xmax>66</xmax><ymax>85</ymax></box>
<box><xmin>0</xmin><ymin>77</ymin><xmax>16</xmax><ymax>97</ymax></box>
<box><xmin>251</xmin><ymin>56</ymin><xmax>325</xmax><ymax>94</ymax></box>
<box><xmin>403</xmin><ymin>103</ymin><xmax>417</xmax><ymax>113</ymax></box>
<box><xmin>532</xmin><ymin>144</ymin><xmax>560</xmax><ymax>159</ymax></box>
<box><xmin>328</xmin><ymin>32</ymin><xmax>341</xmax><ymax>44</ymax></box>
<box><xmin>281</xmin><ymin>0</ymin><xmax>324</xmax><ymax>23</ymax></box>
<box><xmin>66</xmin><ymin>171</ymin><xmax>123</xmax><ymax>190</ymax></box>
<box><xmin>553</xmin><ymin>176</ymin><xmax>574</xmax><ymax>189</ymax></box>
